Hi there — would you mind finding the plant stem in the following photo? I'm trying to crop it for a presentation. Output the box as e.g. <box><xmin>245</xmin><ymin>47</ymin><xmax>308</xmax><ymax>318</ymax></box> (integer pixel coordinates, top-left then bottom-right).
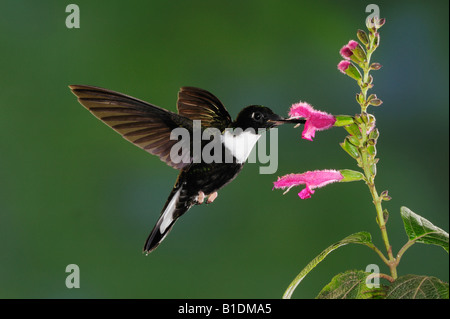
<box><xmin>358</xmin><ymin>41</ymin><xmax>398</xmax><ymax>279</ymax></box>
<box><xmin>395</xmin><ymin>240</ymin><xmax>416</xmax><ymax>267</ymax></box>
<box><xmin>365</xmin><ymin>240</ymin><xmax>390</xmax><ymax>266</ymax></box>
<box><xmin>366</xmin><ymin>272</ymin><xmax>395</xmax><ymax>283</ymax></box>
<box><xmin>364</xmin><ymin>170</ymin><xmax>397</xmax><ymax>279</ymax></box>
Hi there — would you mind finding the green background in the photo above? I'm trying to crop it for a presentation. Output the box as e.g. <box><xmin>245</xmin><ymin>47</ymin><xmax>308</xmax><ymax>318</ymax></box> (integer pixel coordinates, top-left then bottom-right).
<box><xmin>1</xmin><ymin>0</ymin><xmax>448</xmax><ymax>298</ymax></box>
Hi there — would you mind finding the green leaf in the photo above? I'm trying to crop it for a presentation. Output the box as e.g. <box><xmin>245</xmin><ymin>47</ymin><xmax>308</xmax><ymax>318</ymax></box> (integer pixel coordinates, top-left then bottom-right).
<box><xmin>400</xmin><ymin>206</ymin><xmax>449</xmax><ymax>253</ymax></box>
<box><xmin>282</xmin><ymin>232</ymin><xmax>373</xmax><ymax>299</ymax></box>
<box><xmin>317</xmin><ymin>270</ymin><xmax>386</xmax><ymax>299</ymax></box>
<box><xmin>386</xmin><ymin>275</ymin><xmax>449</xmax><ymax>299</ymax></box>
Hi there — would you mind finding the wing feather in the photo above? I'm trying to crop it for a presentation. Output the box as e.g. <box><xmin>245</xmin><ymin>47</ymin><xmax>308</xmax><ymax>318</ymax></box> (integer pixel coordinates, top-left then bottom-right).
<box><xmin>177</xmin><ymin>87</ymin><xmax>232</xmax><ymax>131</ymax></box>
<box><xmin>69</xmin><ymin>85</ymin><xmax>192</xmax><ymax>169</ymax></box>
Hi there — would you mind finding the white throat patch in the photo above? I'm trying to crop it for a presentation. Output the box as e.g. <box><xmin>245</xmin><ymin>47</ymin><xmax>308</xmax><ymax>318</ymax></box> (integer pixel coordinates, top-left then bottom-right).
<box><xmin>221</xmin><ymin>129</ymin><xmax>261</xmax><ymax>163</ymax></box>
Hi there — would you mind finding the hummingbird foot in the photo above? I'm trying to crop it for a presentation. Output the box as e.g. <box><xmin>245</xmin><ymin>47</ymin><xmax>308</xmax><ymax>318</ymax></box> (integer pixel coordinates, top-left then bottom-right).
<box><xmin>196</xmin><ymin>191</ymin><xmax>205</xmax><ymax>204</ymax></box>
<box><xmin>206</xmin><ymin>192</ymin><xmax>218</xmax><ymax>204</ymax></box>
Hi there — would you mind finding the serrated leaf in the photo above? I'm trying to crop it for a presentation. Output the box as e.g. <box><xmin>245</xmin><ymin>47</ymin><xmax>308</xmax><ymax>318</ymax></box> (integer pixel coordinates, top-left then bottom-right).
<box><xmin>282</xmin><ymin>232</ymin><xmax>373</xmax><ymax>299</ymax></box>
<box><xmin>386</xmin><ymin>274</ymin><xmax>449</xmax><ymax>299</ymax></box>
<box><xmin>317</xmin><ymin>270</ymin><xmax>386</xmax><ymax>299</ymax></box>
<box><xmin>400</xmin><ymin>206</ymin><xmax>449</xmax><ymax>253</ymax></box>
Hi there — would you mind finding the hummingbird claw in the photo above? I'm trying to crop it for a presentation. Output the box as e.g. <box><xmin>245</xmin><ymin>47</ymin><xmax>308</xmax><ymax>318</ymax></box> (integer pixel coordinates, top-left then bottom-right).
<box><xmin>206</xmin><ymin>192</ymin><xmax>218</xmax><ymax>204</ymax></box>
<box><xmin>196</xmin><ymin>191</ymin><xmax>205</xmax><ymax>204</ymax></box>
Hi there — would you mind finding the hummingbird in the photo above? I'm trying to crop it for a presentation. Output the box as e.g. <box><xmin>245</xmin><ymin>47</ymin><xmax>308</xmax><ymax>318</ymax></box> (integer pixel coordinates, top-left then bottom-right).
<box><xmin>69</xmin><ymin>85</ymin><xmax>305</xmax><ymax>254</ymax></box>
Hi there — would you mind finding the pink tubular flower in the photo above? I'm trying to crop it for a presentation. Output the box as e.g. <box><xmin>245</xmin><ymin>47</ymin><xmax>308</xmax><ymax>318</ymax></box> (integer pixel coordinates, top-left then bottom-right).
<box><xmin>273</xmin><ymin>170</ymin><xmax>344</xmax><ymax>199</ymax></box>
<box><xmin>339</xmin><ymin>46</ymin><xmax>353</xmax><ymax>59</ymax></box>
<box><xmin>289</xmin><ymin>102</ymin><xmax>336</xmax><ymax>141</ymax></box>
<box><xmin>347</xmin><ymin>40</ymin><xmax>358</xmax><ymax>50</ymax></box>
<box><xmin>337</xmin><ymin>60</ymin><xmax>351</xmax><ymax>74</ymax></box>
<box><xmin>340</xmin><ymin>40</ymin><xmax>359</xmax><ymax>60</ymax></box>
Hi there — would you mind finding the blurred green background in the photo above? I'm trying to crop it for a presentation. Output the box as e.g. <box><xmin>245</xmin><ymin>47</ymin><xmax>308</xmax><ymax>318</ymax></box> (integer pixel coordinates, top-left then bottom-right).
<box><xmin>0</xmin><ymin>0</ymin><xmax>448</xmax><ymax>299</ymax></box>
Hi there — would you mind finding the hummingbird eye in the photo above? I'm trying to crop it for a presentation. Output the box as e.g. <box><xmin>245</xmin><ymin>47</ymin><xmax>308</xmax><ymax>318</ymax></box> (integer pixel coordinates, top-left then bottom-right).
<box><xmin>252</xmin><ymin>112</ymin><xmax>263</xmax><ymax>122</ymax></box>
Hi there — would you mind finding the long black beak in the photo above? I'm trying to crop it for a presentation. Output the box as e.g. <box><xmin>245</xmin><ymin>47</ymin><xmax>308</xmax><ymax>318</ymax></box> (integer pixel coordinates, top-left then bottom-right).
<box><xmin>267</xmin><ymin>114</ymin><xmax>306</xmax><ymax>127</ymax></box>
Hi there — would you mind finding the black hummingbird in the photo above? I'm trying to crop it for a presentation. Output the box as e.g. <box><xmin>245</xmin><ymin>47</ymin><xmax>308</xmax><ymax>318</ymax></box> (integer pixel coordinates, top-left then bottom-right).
<box><xmin>69</xmin><ymin>85</ymin><xmax>305</xmax><ymax>254</ymax></box>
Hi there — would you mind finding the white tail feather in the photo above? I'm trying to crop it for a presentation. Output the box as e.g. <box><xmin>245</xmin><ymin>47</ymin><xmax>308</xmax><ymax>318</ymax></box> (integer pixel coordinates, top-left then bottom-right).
<box><xmin>159</xmin><ymin>188</ymin><xmax>182</xmax><ymax>234</ymax></box>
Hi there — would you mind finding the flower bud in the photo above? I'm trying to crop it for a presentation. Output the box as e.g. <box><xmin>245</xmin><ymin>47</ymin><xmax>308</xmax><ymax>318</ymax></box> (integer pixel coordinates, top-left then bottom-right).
<box><xmin>348</xmin><ymin>135</ymin><xmax>360</xmax><ymax>146</ymax></box>
<box><xmin>369</xmin><ymin>98</ymin><xmax>383</xmax><ymax>106</ymax></box>
<box><xmin>370</xmin><ymin>63</ymin><xmax>382</xmax><ymax>70</ymax></box>
<box><xmin>340</xmin><ymin>137</ymin><xmax>360</xmax><ymax>159</ymax></box>
<box><xmin>366</xmin><ymin>114</ymin><xmax>376</xmax><ymax>134</ymax></box>
<box><xmin>383</xmin><ymin>209</ymin><xmax>389</xmax><ymax>223</ymax></box>
<box><xmin>352</xmin><ymin>43</ymin><xmax>367</xmax><ymax>62</ymax></box>
<box><xmin>366</xmin><ymin>17</ymin><xmax>375</xmax><ymax>30</ymax></box>
<box><xmin>357</xmin><ymin>29</ymin><xmax>369</xmax><ymax>46</ymax></box>
<box><xmin>377</xmin><ymin>209</ymin><xmax>389</xmax><ymax>226</ymax></box>
<box><xmin>375</xmin><ymin>18</ymin><xmax>386</xmax><ymax>29</ymax></box>
<box><xmin>369</xmin><ymin>128</ymin><xmax>380</xmax><ymax>140</ymax></box>
<box><xmin>367</xmin><ymin>144</ymin><xmax>377</xmax><ymax>157</ymax></box>
<box><xmin>356</xmin><ymin>93</ymin><xmax>364</xmax><ymax>105</ymax></box>
<box><xmin>367</xmin><ymin>94</ymin><xmax>377</xmax><ymax>102</ymax></box>
<box><xmin>338</xmin><ymin>60</ymin><xmax>351</xmax><ymax>73</ymax></box>
<box><xmin>372</xmin><ymin>32</ymin><xmax>380</xmax><ymax>48</ymax></box>
<box><xmin>353</xmin><ymin>114</ymin><xmax>363</xmax><ymax>125</ymax></box>
<box><xmin>338</xmin><ymin>61</ymin><xmax>362</xmax><ymax>81</ymax></box>
<box><xmin>344</xmin><ymin>123</ymin><xmax>362</xmax><ymax>138</ymax></box>
<box><xmin>380</xmin><ymin>190</ymin><xmax>392</xmax><ymax>201</ymax></box>
<box><xmin>369</xmin><ymin>163</ymin><xmax>377</xmax><ymax>176</ymax></box>
<box><xmin>360</xmin><ymin>112</ymin><xmax>369</xmax><ymax>124</ymax></box>
<box><xmin>339</xmin><ymin>40</ymin><xmax>365</xmax><ymax>63</ymax></box>
<box><xmin>339</xmin><ymin>45</ymin><xmax>353</xmax><ymax>60</ymax></box>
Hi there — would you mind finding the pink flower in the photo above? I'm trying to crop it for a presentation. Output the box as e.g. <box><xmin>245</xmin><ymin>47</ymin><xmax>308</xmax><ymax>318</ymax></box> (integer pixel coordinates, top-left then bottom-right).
<box><xmin>288</xmin><ymin>102</ymin><xmax>336</xmax><ymax>141</ymax></box>
<box><xmin>340</xmin><ymin>46</ymin><xmax>353</xmax><ymax>59</ymax></box>
<box><xmin>347</xmin><ymin>40</ymin><xmax>358</xmax><ymax>50</ymax></box>
<box><xmin>273</xmin><ymin>170</ymin><xmax>344</xmax><ymax>199</ymax></box>
<box><xmin>340</xmin><ymin>40</ymin><xmax>359</xmax><ymax>60</ymax></box>
<box><xmin>337</xmin><ymin>60</ymin><xmax>351</xmax><ymax>74</ymax></box>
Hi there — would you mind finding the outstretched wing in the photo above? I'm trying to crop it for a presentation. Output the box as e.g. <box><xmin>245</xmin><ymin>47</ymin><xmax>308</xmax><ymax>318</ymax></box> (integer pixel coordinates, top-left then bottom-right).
<box><xmin>69</xmin><ymin>85</ymin><xmax>191</xmax><ymax>169</ymax></box>
<box><xmin>177</xmin><ymin>87</ymin><xmax>232</xmax><ymax>132</ymax></box>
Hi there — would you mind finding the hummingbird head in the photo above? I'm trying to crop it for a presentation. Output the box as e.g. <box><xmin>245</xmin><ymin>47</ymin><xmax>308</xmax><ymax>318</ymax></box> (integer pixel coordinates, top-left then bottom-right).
<box><xmin>233</xmin><ymin>105</ymin><xmax>305</xmax><ymax>131</ymax></box>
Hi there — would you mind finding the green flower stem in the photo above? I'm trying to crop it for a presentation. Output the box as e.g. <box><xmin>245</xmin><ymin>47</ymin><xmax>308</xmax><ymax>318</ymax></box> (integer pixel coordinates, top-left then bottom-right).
<box><xmin>362</xmin><ymin>161</ymin><xmax>398</xmax><ymax>279</ymax></box>
<box><xmin>357</xmin><ymin>33</ymin><xmax>398</xmax><ymax>279</ymax></box>
<box><xmin>361</xmin><ymin>55</ymin><xmax>372</xmax><ymax>111</ymax></box>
